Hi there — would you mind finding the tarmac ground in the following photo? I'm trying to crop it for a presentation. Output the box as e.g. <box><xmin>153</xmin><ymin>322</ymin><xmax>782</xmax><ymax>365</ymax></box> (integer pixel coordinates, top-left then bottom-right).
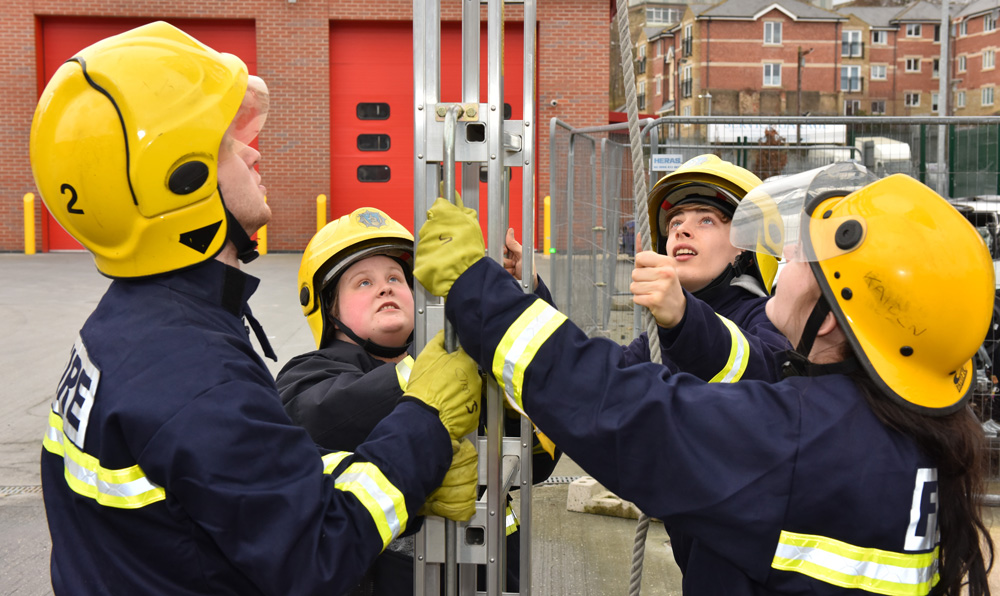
<box><xmin>3</xmin><ymin>252</ymin><xmax>1000</xmax><ymax>595</ymax></box>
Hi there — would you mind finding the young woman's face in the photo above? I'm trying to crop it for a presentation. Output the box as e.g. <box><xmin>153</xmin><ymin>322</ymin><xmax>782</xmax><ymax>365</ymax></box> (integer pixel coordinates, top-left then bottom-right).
<box><xmin>664</xmin><ymin>206</ymin><xmax>744</xmax><ymax>292</ymax></box>
<box><xmin>333</xmin><ymin>255</ymin><xmax>414</xmax><ymax>347</ymax></box>
<box><xmin>765</xmin><ymin>244</ymin><xmax>822</xmax><ymax>347</ymax></box>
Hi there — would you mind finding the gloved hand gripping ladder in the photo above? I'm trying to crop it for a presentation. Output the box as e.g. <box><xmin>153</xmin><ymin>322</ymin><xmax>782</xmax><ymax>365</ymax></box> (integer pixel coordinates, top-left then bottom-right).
<box><xmin>412</xmin><ymin>1</ymin><xmax>537</xmax><ymax>594</ymax></box>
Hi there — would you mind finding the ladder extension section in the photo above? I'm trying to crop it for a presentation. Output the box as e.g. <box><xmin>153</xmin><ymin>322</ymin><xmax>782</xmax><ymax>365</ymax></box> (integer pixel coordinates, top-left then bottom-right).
<box><xmin>413</xmin><ymin>1</ymin><xmax>537</xmax><ymax>595</ymax></box>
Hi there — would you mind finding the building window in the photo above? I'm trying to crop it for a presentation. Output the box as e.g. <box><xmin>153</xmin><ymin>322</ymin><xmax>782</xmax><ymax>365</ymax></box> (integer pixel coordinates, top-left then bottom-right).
<box><xmin>872</xmin><ymin>30</ymin><xmax>887</xmax><ymax>45</ymax></box>
<box><xmin>844</xmin><ymin>100</ymin><xmax>861</xmax><ymax>115</ymax></box>
<box><xmin>682</xmin><ymin>25</ymin><xmax>693</xmax><ymax>57</ymax></box>
<box><xmin>681</xmin><ymin>65</ymin><xmax>692</xmax><ymax>98</ymax></box>
<box><xmin>763</xmin><ymin>63</ymin><xmax>782</xmax><ymax>87</ymax></box>
<box><xmin>905</xmin><ymin>92</ymin><xmax>920</xmax><ymax>107</ymax></box>
<box><xmin>682</xmin><ymin>105</ymin><xmax>691</xmax><ymax>126</ymax></box>
<box><xmin>638</xmin><ymin>89</ymin><xmax>646</xmax><ymax>111</ymax></box>
<box><xmin>957</xmin><ymin>90</ymin><xmax>966</xmax><ymax>108</ymax></box>
<box><xmin>647</xmin><ymin>7</ymin><xmax>680</xmax><ymax>25</ymax></box>
<box><xmin>934</xmin><ymin>24</ymin><xmax>941</xmax><ymax>42</ymax></box>
<box><xmin>842</xmin><ymin>30</ymin><xmax>862</xmax><ymax>57</ymax></box>
<box><xmin>984</xmin><ymin>87</ymin><xmax>995</xmax><ymax>106</ymax></box>
<box><xmin>987</xmin><ymin>13</ymin><xmax>996</xmax><ymax>33</ymax></box>
<box><xmin>985</xmin><ymin>49</ymin><xmax>996</xmax><ymax>70</ymax></box>
<box><xmin>905</xmin><ymin>58</ymin><xmax>920</xmax><ymax>72</ymax></box>
<box><xmin>764</xmin><ymin>22</ymin><xmax>782</xmax><ymax>45</ymax></box>
<box><xmin>932</xmin><ymin>58</ymin><xmax>939</xmax><ymax>78</ymax></box>
<box><xmin>906</xmin><ymin>24</ymin><xmax>921</xmax><ymax>38</ymax></box>
<box><xmin>655</xmin><ymin>76</ymin><xmax>662</xmax><ymax>96</ymax></box>
<box><xmin>871</xmin><ymin>100</ymin><xmax>886</xmax><ymax>115</ymax></box>
<box><xmin>871</xmin><ymin>64</ymin><xmax>887</xmax><ymax>80</ymax></box>
<box><xmin>960</xmin><ymin>20</ymin><xmax>968</xmax><ymax>36</ymax></box>
<box><xmin>959</xmin><ymin>55</ymin><xmax>967</xmax><ymax>72</ymax></box>
<box><xmin>931</xmin><ymin>92</ymin><xmax>939</xmax><ymax>113</ymax></box>
<box><xmin>841</xmin><ymin>65</ymin><xmax>861</xmax><ymax>92</ymax></box>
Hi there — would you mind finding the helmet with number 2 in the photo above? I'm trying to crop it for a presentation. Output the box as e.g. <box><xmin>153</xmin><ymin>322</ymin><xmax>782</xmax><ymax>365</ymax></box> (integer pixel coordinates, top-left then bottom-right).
<box><xmin>29</xmin><ymin>21</ymin><xmax>269</xmax><ymax>278</ymax></box>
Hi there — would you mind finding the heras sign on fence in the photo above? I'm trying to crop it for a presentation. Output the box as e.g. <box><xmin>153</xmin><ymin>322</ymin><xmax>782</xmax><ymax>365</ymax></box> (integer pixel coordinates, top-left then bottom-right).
<box><xmin>651</xmin><ymin>153</ymin><xmax>684</xmax><ymax>172</ymax></box>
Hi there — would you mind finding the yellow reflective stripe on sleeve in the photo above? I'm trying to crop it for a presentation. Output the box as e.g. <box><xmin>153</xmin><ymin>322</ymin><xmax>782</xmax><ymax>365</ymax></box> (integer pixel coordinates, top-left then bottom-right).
<box><xmin>395</xmin><ymin>355</ymin><xmax>414</xmax><ymax>390</ymax></box>
<box><xmin>708</xmin><ymin>315</ymin><xmax>750</xmax><ymax>384</ymax></box>
<box><xmin>772</xmin><ymin>530</ymin><xmax>939</xmax><ymax>596</ymax></box>
<box><xmin>42</xmin><ymin>410</ymin><xmax>165</xmax><ymax>509</ymax></box>
<box><xmin>492</xmin><ymin>299</ymin><xmax>568</xmax><ymax>415</ymax></box>
<box><xmin>505</xmin><ymin>505</ymin><xmax>518</xmax><ymax>536</ymax></box>
<box><xmin>334</xmin><ymin>462</ymin><xmax>408</xmax><ymax>551</ymax></box>
<box><xmin>321</xmin><ymin>451</ymin><xmax>352</xmax><ymax>474</ymax></box>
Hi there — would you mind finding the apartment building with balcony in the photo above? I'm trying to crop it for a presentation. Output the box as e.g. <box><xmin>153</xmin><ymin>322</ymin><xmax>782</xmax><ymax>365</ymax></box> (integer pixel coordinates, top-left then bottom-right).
<box><xmin>624</xmin><ymin>0</ymin><xmax>1000</xmax><ymax>119</ymax></box>
<box><xmin>669</xmin><ymin>0</ymin><xmax>845</xmax><ymax>117</ymax></box>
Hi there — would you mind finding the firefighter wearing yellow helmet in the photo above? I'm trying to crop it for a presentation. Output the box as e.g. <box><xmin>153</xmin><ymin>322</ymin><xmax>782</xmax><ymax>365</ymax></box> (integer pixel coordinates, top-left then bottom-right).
<box><xmin>624</xmin><ymin>154</ymin><xmax>790</xmax><ymax>385</ymax></box>
<box><xmin>411</xmin><ymin>165</ymin><xmax>995</xmax><ymax>595</ymax></box>
<box><xmin>34</xmin><ymin>22</ymin><xmax>482</xmax><ymax>595</ymax></box>
<box><xmin>277</xmin><ymin>206</ymin><xmax>561</xmax><ymax>595</ymax></box>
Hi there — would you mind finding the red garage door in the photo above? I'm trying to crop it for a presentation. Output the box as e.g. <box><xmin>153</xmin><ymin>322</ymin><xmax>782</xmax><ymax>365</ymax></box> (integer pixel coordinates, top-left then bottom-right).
<box><xmin>330</xmin><ymin>21</ymin><xmax>532</xmax><ymax>238</ymax></box>
<box><xmin>37</xmin><ymin>18</ymin><xmax>256</xmax><ymax>251</ymax></box>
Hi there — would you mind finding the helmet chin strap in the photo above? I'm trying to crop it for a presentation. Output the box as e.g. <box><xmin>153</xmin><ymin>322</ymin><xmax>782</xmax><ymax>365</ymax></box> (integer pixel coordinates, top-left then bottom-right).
<box><xmin>219</xmin><ymin>187</ymin><xmax>259</xmax><ymax>264</ymax></box>
<box><xmin>328</xmin><ymin>315</ymin><xmax>412</xmax><ymax>359</ymax></box>
<box><xmin>779</xmin><ymin>295</ymin><xmax>859</xmax><ymax>378</ymax></box>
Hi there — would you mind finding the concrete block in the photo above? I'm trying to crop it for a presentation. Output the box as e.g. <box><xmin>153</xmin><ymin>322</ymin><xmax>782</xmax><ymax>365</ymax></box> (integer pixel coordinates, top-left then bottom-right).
<box><xmin>566</xmin><ymin>475</ymin><xmax>643</xmax><ymax>520</ymax></box>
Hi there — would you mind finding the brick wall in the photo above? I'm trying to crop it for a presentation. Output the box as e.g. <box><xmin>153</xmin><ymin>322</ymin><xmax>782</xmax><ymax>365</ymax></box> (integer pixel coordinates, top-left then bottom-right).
<box><xmin>1</xmin><ymin>0</ymin><xmax>609</xmax><ymax>253</ymax></box>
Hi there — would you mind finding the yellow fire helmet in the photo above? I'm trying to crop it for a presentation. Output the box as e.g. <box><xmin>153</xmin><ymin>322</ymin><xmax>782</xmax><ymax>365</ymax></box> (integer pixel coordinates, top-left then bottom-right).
<box><xmin>298</xmin><ymin>207</ymin><xmax>414</xmax><ymax>348</ymax></box>
<box><xmin>735</xmin><ymin>167</ymin><xmax>995</xmax><ymax>414</ymax></box>
<box><xmin>647</xmin><ymin>154</ymin><xmax>777</xmax><ymax>294</ymax></box>
<box><xmin>29</xmin><ymin>21</ymin><xmax>268</xmax><ymax>278</ymax></box>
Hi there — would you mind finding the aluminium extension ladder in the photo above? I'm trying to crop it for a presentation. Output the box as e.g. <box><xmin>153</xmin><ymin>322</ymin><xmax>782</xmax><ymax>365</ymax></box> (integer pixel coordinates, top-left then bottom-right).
<box><xmin>412</xmin><ymin>0</ymin><xmax>537</xmax><ymax>595</ymax></box>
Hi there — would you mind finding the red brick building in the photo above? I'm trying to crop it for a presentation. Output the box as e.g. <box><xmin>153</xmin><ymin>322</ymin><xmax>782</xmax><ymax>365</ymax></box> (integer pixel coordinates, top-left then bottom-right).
<box><xmin>892</xmin><ymin>1</ymin><xmax>947</xmax><ymax>115</ymax></box>
<box><xmin>954</xmin><ymin>0</ymin><xmax>1000</xmax><ymax>115</ymax></box>
<box><xmin>1</xmin><ymin>0</ymin><xmax>610</xmax><ymax>253</ymax></box>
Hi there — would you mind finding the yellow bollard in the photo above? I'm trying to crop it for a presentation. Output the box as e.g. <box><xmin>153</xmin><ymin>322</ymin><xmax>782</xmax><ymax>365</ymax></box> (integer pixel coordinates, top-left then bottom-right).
<box><xmin>317</xmin><ymin>194</ymin><xmax>328</xmax><ymax>232</ymax></box>
<box><xmin>543</xmin><ymin>195</ymin><xmax>552</xmax><ymax>255</ymax></box>
<box><xmin>23</xmin><ymin>193</ymin><xmax>35</xmax><ymax>255</ymax></box>
<box><xmin>257</xmin><ymin>196</ymin><xmax>268</xmax><ymax>256</ymax></box>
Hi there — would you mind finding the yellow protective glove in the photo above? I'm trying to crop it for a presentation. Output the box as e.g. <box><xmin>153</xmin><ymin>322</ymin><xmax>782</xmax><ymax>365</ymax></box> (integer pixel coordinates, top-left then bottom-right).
<box><xmin>405</xmin><ymin>330</ymin><xmax>482</xmax><ymax>440</ymax></box>
<box><xmin>420</xmin><ymin>438</ymin><xmax>478</xmax><ymax>521</ymax></box>
<box><xmin>413</xmin><ymin>197</ymin><xmax>485</xmax><ymax>297</ymax></box>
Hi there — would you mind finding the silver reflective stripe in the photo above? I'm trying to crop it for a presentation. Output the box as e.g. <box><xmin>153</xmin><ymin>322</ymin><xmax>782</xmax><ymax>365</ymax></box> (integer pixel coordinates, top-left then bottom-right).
<box><xmin>335</xmin><ymin>466</ymin><xmax>406</xmax><ymax>549</ymax></box>
<box><xmin>43</xmin><ymin>410</ymin><xmax>165</xmax><ymax>509</ymax></box>
<box><xmin>772</xmin><ymin>530</ymin><xmax>939</xmax><ymax>595</ymax></box>
<box><xmin>708</xmin><ymin>315</ymin><xmax>750</xmax><ymax>384</ymax></box>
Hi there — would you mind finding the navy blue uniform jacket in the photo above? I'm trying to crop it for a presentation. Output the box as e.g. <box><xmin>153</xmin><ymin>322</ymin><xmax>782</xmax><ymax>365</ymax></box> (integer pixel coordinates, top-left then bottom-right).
<box><xmin>40</xmin><ymin>260</ymin><xmax>451</xmax><ymax>596</ymax></box>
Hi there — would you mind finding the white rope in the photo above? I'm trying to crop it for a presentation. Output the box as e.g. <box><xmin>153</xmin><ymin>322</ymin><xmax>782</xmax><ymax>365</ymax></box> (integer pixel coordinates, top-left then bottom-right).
<box><xmin>614</xmin><ymin>0</ymin><xmax>660</xmax><ymax>595</ymax></box>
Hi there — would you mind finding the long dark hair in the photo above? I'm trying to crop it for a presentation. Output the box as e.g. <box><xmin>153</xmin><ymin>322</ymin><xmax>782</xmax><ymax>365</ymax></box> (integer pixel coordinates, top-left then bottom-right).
<box><xmin>853</xmin><ymin>373</ymin><xmax>994</xmax><ymax>595</ymax></box>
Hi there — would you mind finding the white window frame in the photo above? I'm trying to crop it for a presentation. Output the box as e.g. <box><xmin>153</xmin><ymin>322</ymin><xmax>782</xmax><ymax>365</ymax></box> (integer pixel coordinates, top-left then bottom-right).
<box><xmin>841</xmin><ymin>65</ymin><xmax>861</xmax><ymax>92</ymax></box>
<box><xmin>906</xmin><ymin>24</ymin><xmax>922</xmax><ymax>38</ymax></box>
<box><xmin>842</xmin><ymin>30</ymin><xmax>862</xmax><ymax>57</ymax></box>
<box><xmin>959</xmin><ymin>55</ymin><xmax>967</xmax><ymax>72</ymax></box>
<box><xmin>984</xmin><ymin>87</ymin><xmax>995</xmax><ymax>107</ymax></box>
<box><xmin>871</xmin><ymin>100</ymin><xmax>886</xmax><ymax>115</ymax></box>
<box><xmin>872</xmin><ymin>30</ymin><xmax>887</xmax><ymax>45</ymax></box>
<box><xmin>931</xmin><ymin>92</ymin><xmax>939</xmax><ymax>113</ymax></box>
<box><xmin>905</xmin><ymin>57</ymin><xmax>921</xmax><ymax>73</ymax></box>
<box><xmin>986</xmin><ymin>13</ymin><xmax>996</xmax><ymax>33</ymax></box>
<box><xmin>905</xmin><ymin>92</ymin><xmax>920</xmax><ymax>107</ymax></box>
<box><xmin>960</xmin><ymin>20</ymin><xmax>968</xmax><ymax>36</ymax></box>
<box><xmin>985</xmin><ymin>49</ymin><xmax>996</xmax><ymax>70</ymax></box>
<box><xmin>655</xmin><ymin>76</ymin><xmax>662</xmax><ymax>96</ymax></box>
<box><xmin>871</xmin><ymin>64</ymin><xmax>887</xmax><ymax>80</ymax></box>
<box><xmin>844</xmin><ymin>99</ymin><xmax>861</xmax><ymax>115</ymax></box>
<box><xmin>764</xmin><ymin>21</ymin><xmax>782</xmax><ymax>45</ymax></box>
<box><xmin>957</xmin><ymin>90</ymin><xmax>966</xmax><ymax>108</ymax></box>
<box><xmin>763</xmin><ymin>63</ymin><xmax>782</xmax><ymax>87</ymax></box>
<box><xmin>932</xmin><ymin>58</ymin><xmax>940</xmax><ymax>78</ymax></box>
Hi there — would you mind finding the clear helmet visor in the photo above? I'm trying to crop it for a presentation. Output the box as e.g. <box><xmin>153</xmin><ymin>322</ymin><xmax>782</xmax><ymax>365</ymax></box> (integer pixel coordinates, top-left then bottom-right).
<box><xmin>225</xmin><ymin>75</ymin><xmax>269</xmax><ymax>147</ymax></box>
<box><xmin>218</xmin><ymin>75</ymin><xmax>269</xmax><ymax>178</ymax></box>
<box><xmin>729</xmin><ymin>161</ymin><xmax>878</xmax><ymax>262</ymax></box>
